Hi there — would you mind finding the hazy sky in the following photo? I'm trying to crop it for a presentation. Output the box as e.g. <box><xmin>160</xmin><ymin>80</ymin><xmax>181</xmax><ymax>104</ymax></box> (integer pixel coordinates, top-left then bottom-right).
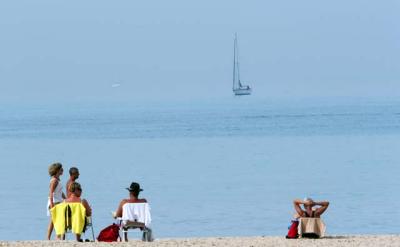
<box><xmin>0</xmin><ymin>0</ymin><xmax>399</xmax><ymax>103</ymax></box>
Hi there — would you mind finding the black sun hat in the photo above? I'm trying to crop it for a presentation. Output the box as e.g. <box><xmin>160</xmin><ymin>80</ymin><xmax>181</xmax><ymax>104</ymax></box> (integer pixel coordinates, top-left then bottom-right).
<box><xmin>126</xmin><ymin>182</ymin><xmax>143</xmax><ymax>192</ymax></box>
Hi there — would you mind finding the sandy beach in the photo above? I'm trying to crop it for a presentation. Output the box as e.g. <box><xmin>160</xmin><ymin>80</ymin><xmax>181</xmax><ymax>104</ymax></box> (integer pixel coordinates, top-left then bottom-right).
<box><xmin>1</xmin><ymin>235</ymin><xmax>400</xmax><ymax>247</ymax></box>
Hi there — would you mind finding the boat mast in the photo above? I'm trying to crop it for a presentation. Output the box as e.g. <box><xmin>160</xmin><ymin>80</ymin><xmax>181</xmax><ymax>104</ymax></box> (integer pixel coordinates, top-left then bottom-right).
<box><xmin>236</xmin><ymin>34</ymin><xmax>241</xmax><ymax>87</ymax></box>
<box><xmin>233</xmin><ymin>33</ymin><xmax>237</xmax><ymax>90</ymax></box>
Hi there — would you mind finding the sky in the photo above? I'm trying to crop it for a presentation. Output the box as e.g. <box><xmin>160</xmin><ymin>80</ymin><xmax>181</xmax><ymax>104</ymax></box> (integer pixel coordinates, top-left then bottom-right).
<box><xmin>0</xmin><ymin>0</ymin><xmax>399</xmax><ymax>103</ymax></box>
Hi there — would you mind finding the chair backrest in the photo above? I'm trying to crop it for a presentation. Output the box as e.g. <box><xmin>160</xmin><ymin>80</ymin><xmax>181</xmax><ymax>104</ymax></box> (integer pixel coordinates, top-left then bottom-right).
<box><xmin>50</xmin><ymin>203</ymin><xmax>69</xmax><ymax>235</ymax></box>
<box><xmin>298</xmin><ymin>217</ymin><xmax>326</xmax><ymax>238</ymax></box>
<box><xmin>51</xmin><ymin>202</ymin><xmax>87</xmax><ymax>235</ymax></box>
<box><xmin>67</xmin><ymin>203</ymin><xmax>87</xmax><ymax>234</ymax></box>
<box><xmin>122</xmin><ymin>203</ymin><xmax>151</xmax><ymax>227</ymax></box>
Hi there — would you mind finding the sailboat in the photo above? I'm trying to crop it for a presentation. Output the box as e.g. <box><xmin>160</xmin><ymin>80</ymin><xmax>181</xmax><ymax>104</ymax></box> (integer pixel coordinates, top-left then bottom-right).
<box><xmin>232</xmin><ymin>33</ymin><xmax>252</xmax><ymax>96</ymax></box>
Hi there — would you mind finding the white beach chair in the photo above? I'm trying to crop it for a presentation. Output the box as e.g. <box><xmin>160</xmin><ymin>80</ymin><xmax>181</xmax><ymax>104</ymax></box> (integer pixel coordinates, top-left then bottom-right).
<box><xmin>120</xmin><ymin>202</ymin><xmax>153</xmax><ymax>242</ymax></box>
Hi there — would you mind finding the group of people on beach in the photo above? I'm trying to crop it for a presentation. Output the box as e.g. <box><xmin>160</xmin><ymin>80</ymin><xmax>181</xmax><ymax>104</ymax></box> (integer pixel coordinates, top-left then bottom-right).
<box><xmin>46</xmin><ymin>162</ymin><xmax>147</xmax><ymax>241</ymax></box>
<box><xmin>46</xmin><ymin>163</ymin><xmax>89</xmax><ymax>240</ymax></box>
<box><xmin>47</xmin><ymin>162</ymin><xmax>329</xmax><ymax>241</ymax></box>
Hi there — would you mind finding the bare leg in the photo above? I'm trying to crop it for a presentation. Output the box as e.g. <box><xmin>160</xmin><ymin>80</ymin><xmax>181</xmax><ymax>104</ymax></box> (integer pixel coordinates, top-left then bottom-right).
<box><xmin>46</xmin><ymin>220</ymin><xmax>53</xmax><ymax>240</ymax></box>
<box><xmin>124</xmin><ymin>232</ymin><xmax>128</xmax><ymax>242</ymax></box>
<box><xmin>76</xmin><ymin>234</ymin><xmax>82</xmax><ymax>241</ymax></box>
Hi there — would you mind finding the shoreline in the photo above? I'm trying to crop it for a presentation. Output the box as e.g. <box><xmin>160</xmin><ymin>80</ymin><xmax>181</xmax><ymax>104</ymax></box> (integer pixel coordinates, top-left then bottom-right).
<box><xmin>1</xmin><ymin>235</ymin><xmax>400</xmax><ymax>247</ymax></box>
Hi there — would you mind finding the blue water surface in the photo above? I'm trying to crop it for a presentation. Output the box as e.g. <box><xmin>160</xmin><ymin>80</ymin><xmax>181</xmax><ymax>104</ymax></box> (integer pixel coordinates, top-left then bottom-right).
<box><xmin>0</xmin><ymin>98</ymin><xmax>399</xmax><ymax>240</ymax></box>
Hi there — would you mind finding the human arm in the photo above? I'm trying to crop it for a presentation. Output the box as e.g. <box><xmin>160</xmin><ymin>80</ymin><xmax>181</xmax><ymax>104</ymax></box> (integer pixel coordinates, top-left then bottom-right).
<box><xmin>293</xmin><ymin>199</ymin><xmax>306</xmax><ymax>217</ymax></box>
<box><xmin>314</xmin><ymin>201</ymin><xmax>329</xmax><ymax>217</ymax></box>
<box><xmin>82</xmin><ymin>199</ymin><xmax>92</xmax><ymax>216</ymax></box>
<box><xmin>49</xmin><ymin>179</ymin><xmax>58</xmax><ymax>208</ymax></box>
<box><xmin>114</xmin><ymin>199</ymin><xmax>127</xmax><ymax>218</ymax></box>
<box><xmin>65</xmin><ymin>181</ymin><xmax>71</xmax><ymax>198</ymax></box>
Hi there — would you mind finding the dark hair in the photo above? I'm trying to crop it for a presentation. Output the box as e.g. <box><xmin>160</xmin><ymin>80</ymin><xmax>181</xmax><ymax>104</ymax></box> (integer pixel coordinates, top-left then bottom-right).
<box><xmin>130</xmin><ymin>190</ymin><xmax>140</xmax><ymax>197</ymax></box>
<box><xmin>69</xmin><ymin>167</ymin><xmax>79</xmax><ymax>176</ymax></box>
<box><xmin>48</xmin><ymin>163</ymin><xmax>63</xmax><ymax>177</ymax></box>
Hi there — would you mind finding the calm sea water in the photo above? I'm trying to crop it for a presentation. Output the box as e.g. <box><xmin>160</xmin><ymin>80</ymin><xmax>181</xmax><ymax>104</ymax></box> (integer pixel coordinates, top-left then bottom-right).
<box><xmin>0</xmin><ymin>98</ymin><xmax>399</xmax><ymax>240</ymax></box>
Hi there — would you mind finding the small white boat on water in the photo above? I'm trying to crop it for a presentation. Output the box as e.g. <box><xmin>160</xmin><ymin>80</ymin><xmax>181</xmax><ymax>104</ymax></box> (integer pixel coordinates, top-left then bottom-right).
<box><xmin>232</xmin><ymin>33</ymin><xmax>252</xmax><ymax>96</ymax></box>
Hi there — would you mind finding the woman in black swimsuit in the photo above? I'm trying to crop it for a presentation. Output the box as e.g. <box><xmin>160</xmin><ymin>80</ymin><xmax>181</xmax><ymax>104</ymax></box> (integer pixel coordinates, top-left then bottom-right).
<box><xmin>293</xmin><ymin>198</ymin><xmax>329</xmax><ymax>218</ymax></box>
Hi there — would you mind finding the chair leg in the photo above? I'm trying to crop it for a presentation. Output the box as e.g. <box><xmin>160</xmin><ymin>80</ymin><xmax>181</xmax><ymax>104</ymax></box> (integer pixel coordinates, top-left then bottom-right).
<box><xmin>90</xmin><ymin>225</ymin><xmax>95</xmax><ymax>241</ymax></box>
<box><xmin>142</xmin><ymin>228</ymin><xmax>153</xmax><ymax>242</ymax></box>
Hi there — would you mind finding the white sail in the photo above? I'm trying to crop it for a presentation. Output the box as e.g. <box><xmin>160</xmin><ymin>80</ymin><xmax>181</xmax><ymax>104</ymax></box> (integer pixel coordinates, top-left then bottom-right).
<box><xmin>232</xmin><ymin>33</ymin><xmax>252</xmax><ymax>96</ymax></box>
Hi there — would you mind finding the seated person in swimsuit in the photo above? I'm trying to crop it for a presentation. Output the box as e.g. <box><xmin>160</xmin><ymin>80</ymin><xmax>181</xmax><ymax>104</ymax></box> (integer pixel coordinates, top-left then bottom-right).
<box><xmin>65</xmin><ymin>182</ymin><xmax>92</xmax><ymax>241</ymax></box>
<box><xmin>293</xmin><ymin>198</ymin><xmax>329</xmax><ymax>218</ymax></box>
<box><xmin>114</xmin><ymin>182</ymin><xmax>147</xmax><ymax>218</ymax></box>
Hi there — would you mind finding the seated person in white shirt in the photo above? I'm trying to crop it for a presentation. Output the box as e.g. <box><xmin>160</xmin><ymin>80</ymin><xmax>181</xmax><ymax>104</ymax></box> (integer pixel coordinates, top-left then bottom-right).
<box><xmin>114</xmin><ymin>182</ymin><xmax>147</xmax><ymax>218</ymax></box>
<box><xmin>293</xmin><ymin>198</ymin><xmax>329</xmax><ymax>218</ymax></box>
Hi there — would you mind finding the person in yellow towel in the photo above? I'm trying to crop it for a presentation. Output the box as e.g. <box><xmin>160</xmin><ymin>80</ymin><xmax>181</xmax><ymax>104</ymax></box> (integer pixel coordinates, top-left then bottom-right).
<box><xmin>65</xmin><ymin>182</ymin><xmax>92</xmax><ymax>241</ymax></box>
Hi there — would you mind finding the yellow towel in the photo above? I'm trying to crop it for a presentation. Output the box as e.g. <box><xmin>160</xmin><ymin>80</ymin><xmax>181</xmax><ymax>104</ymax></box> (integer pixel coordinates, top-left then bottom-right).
<box><xmin>50</xmin><ymin>202</ymin><xmax>87</xmax><ymax>235</ymax></box>
<box><xmin>50</xmin><ymin>203</ymin><xmax>68</xmax><ymax>235</ymax></box>
<box><xmin>67</xmin><ymin>203</ymin><xmax>86</xmax><ymax>234</ymax></box>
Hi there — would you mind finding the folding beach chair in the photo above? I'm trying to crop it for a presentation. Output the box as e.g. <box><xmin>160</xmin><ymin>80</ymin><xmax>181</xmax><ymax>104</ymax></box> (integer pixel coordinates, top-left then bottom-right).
<box><xmin>119</xmin><ymin>202</ymin><xmax>153</xmax><ymax>242</ymax></box>
<box><xmin>51</xmin><ymin>202</ymin><xmax>95</xmax><ymax>241</ymax></box>
<box><xmin>83</xmin><ymin>216</ymin><xmax>95</xmax><ymax>241</ymax></box>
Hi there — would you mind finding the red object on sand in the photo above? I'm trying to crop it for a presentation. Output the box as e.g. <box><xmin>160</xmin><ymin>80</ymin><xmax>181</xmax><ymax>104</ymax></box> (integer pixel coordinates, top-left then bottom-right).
<box><xmin>97</xmin><ymin>223</ymin><xmax>120</xmax><ymax>242</ymax></box>
<box><xmin>286</xmin><ymin>220</ymin><xmax>299</xmax><ymax>239</ymax></box>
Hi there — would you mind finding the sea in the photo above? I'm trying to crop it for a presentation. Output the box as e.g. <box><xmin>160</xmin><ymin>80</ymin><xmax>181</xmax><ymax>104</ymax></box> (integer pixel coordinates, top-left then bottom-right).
<box><xmin>0</xmin><ymin>97</ymin><xmax>399</xmax><ymax>240</ymax></box>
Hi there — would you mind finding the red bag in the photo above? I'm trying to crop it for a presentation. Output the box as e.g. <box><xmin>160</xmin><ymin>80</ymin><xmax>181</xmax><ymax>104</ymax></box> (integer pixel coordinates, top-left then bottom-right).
<box><xmin>285</xmin><ymin>220</ymin><xmax>299</xmax><ymax>239</ymax></box>
<box><xmin>97</xmin><ymin>223</ymin><xmax>120</xmax><ymax>242</ymax></box>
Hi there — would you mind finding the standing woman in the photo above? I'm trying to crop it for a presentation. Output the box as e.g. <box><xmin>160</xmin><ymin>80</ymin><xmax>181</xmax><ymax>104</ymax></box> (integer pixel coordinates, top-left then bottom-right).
<box><xmin>46</xmin><ymin>162</ymin><xmax>66</xmax><ymax>240</ymax></box>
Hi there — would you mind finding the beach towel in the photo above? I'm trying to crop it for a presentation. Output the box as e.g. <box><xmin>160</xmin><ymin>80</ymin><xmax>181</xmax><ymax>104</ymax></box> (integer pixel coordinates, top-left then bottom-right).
<box><xmin>298</xmin><ymin>217</ymin><xmax>326</xmax><ymax>238</ymax></box>
<box><xmin>50</xmin><ymin>203</ymin><xmax>68</xmax><ymax>235</ymax></box>
<box><xmin>50</xmin><ymin>202</ymin><xmax>86</xmax><ymax>235</ymax></box>
<box><xmin>67</xmin><ymin>203</ymin><xmax>86</xmax><ymax>235</ymax></box>
<box><xmin>122</xmin><ymin>203</ymin><xmax>152</xmax><ymax>227</ymax></box>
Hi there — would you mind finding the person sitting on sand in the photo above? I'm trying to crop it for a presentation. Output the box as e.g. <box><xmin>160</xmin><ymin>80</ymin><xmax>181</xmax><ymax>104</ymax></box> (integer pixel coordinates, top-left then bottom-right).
<box><xmin>66</xmin><ymin>167</ymin><xmax>80</xmax><ymax>198</ymax></box>
<box><xmin>114</xmin><ymin>182</ymin><xmax>147</xmax><ymax>218</ymax></box>
<box><xmin>293</xmin><ymin>198</ymin><xmax>329</xmax><ymax>218</ymax></box>
<box><xmin>64</xmin><ymin>182</ymin><xmax>92</xmax><ymax>241</ymax></box>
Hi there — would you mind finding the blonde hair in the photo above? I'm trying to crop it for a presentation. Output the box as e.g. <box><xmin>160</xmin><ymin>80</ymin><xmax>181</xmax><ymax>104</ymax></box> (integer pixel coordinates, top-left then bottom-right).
<box><xmin>48</xmin><ymin>162</ymin><xmax>63</xmax><ymax>177</ymax></box>
<box><xmin>69</xmin><ymin>182</ymin><xmax>82</xmax><ymax>193</ymax></box>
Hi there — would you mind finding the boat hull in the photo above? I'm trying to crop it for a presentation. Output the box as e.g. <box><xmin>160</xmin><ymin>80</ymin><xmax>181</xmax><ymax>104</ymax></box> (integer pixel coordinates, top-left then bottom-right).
<box><xmin>233</xmin><ymin>88</ymin><xmax>252</xmax><ymax>95</ymax></box>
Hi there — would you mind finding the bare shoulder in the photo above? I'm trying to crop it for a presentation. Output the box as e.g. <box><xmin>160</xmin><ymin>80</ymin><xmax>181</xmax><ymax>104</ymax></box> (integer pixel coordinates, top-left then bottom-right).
<box><xmin>50</xmin><ymin>177</ymin><xmax>59</xmax><ymax>187</ymax></box>
<box><xmin>120</xmin><ymin>199</ymin><xmax>129</xmax><ymax>205</ymax></box>
<box><xmin>140</xmin><ymin>198</ymin><xmax>147</xmax><ymax>203</ymax></box>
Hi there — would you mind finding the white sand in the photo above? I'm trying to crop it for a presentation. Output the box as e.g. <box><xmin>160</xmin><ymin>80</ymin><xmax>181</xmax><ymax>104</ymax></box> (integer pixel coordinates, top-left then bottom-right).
<box><xmin>1</xmin><ymin>235</ymin><xmax>400</xmax><ymax>247</ymax></box>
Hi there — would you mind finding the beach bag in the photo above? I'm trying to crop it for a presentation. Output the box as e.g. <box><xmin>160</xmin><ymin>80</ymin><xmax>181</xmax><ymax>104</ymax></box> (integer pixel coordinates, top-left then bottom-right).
<box><xmin>285</xmin><ymin>220</ymin><xmax>299</xmax><ymax>239</ymax></box>
<box><xmin>97</xmin><ymin>223</ymin><xmax>120</xmax><ymax>242</ymax></box>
